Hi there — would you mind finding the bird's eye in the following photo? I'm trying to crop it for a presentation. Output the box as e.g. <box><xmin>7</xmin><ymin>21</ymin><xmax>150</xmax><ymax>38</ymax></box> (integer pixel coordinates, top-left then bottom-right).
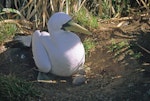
<box><xmin>61</xmin><ymin>20</ymin><xmax>72</xmax><ymax>31</ymax></box>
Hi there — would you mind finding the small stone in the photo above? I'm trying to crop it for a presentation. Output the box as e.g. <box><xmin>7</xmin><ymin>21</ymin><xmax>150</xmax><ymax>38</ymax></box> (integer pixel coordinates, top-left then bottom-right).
<box><xmin>20</xmin><ymin>54</ymin><xmax>25</xmax><ymax>59</ymax></box>
<box><xmin>128</xmin><ymin>83</ymin><xmax>134</xmax><ymax>87</ymax></box>
<box><xmin>72</xmin><ymin>75</ymin><xmax>86</xmax><ymax>86</ymax></box>
<box><xmin>147</xmin><ymin>89</ymin><xmax>150</xmax><ymax>95</ymax></box>
<box><xmin>77</xmin><ymin>69</ymin><xmax>86</xmax><ymax>75</ymax></box>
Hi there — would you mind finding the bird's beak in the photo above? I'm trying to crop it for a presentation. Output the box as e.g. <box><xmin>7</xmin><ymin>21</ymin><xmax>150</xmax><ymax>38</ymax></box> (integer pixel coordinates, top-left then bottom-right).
<box><xmin>61</xmin><ymin>20</ymin><xmax>92</xmax><ymax>35</ymax></box>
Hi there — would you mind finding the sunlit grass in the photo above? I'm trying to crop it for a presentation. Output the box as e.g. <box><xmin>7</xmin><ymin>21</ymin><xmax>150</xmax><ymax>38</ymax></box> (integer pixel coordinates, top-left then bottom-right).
<box><xmin>107</xmin><ymin>39</ymin><xmax>142</xmax><ymax>59</ymax></box>
<box><xmin>107</xmin><ymin>40</ymin><xmax>129</xmax><ymax>53</ymax></box>
<box><xmin>0</xmin><ymin>23</ymin><xmax>17</xmax><ymax>44</ymax></box>
<box><xmin>73</xmin><ymin>8</ymin><xmax>98</xmax><ymax>29</ymax></box>
<box><xmin>83</xmin><ymin>38</ymin><xmax>96</xmax><ymax>55</ymax></box>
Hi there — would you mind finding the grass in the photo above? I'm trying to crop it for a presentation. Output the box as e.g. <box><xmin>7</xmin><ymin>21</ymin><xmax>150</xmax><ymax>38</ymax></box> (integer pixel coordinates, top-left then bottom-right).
<box><xmin>107</xmin><ymin>39</ymin><xmax>142</xmax><ymax>59</ymax></box>
<box><xmin>0</xmin><ymin>23</ymin><xmax>17</xmax><ymax>44</ymax></box>
<box><xmin>73</xmin><ymin>7</ymin><xmax>98</xmax><ymax>29</ymax></box>
<box><xmin>107</xmin><ymin>40</ymin><xmax>129</xmax><ymax>53</ymax></box>
<box><xmin>101</xmin><ymin>0</ymin><xmax>111</xmax><ymax>19</ymax></box>
<box><xmin>0</xmin><ymin>75</ymin><xmax>40</xmax><ymax>101</ymax></box>
<box><xmin>83</xmin><ymin>38</ymin><xmax>96</xmax><ymax>55</ymax></box>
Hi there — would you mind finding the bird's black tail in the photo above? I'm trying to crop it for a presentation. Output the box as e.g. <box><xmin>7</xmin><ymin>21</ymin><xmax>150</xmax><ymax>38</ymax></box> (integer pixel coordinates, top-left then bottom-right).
<box><xmin>5</xmin><ymin>35</ymin><xmax>32</xmax><ymax>48</ymax></box>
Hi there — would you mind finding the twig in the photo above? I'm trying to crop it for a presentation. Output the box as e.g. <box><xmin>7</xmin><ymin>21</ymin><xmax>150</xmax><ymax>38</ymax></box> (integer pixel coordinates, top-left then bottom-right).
<box><xmin>136</xmin><ymin>43</ymin><xmax>150</xmax><ymax>54</ymax></box>
<box><xmin>50</xmin><ymin>0</ymin><xmax>54</xmax><ymax>13</ymax></box>
<box><xmin>77</xmin><ymin>0</ymin><xmax>86</xmax><ymax>12</ymax></box>
<box><xmin>66</xmin><ymin>0</ymin><xmax>69</xmax><ymax>14</ymax></box>
<box><xmin>140</xmin><ymin>0</ymin><xmax>149</xmax><ymax>10</ymax></box>
<box><xmin>100</xmin><ymin>13</ymin><xmax>149</xmax><ymax>22</ymax></box>
<box><xmin>136</xmin><ymin>0</ymin><xmax>141</xmax><ymax>6</ymax></box>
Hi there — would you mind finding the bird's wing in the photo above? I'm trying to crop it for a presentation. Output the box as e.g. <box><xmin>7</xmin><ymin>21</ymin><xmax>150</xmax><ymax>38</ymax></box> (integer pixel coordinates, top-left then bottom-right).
<box><xmin>32</xmin><ymin>30</ymin><xmax>52</xmax><ymax>73</ymax></box>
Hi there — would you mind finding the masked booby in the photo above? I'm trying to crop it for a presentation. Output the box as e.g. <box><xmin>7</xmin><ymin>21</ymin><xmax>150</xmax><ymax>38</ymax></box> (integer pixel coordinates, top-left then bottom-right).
<box><xmin>33</xmin><ymin>12</ymin><xmax>91</xmax><ymax>79</ymax></box>
<box><xmin>6</xmin><ymin>12</ymin><xmax>92</xmax><ymax>84</ymax></box>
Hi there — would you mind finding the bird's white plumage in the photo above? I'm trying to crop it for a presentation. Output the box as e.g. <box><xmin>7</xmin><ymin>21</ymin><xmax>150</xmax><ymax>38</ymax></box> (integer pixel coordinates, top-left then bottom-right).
<box><xmin>32</xmin><ymin>12</ymin><xmax>85</xmax><ymax>76</ymax></box>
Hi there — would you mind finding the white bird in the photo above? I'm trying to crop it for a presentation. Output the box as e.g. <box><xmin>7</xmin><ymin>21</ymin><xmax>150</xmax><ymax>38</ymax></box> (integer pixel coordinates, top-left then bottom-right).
<box><xmin>33</xmin><ymin>12</ymin><xmax>91</xmax><ymax>80</ymax></box>
<box><xmin>6</xmin><ymin>12</ymin><xmax>91</xmax><ymax>83</ymax></box>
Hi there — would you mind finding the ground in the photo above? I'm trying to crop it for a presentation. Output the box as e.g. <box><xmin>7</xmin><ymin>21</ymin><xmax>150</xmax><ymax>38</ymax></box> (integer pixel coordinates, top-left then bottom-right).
<box><xmin>1</xmin><ymin>19</ymin><xmax>150</xmax><ymax>101</ymax></box>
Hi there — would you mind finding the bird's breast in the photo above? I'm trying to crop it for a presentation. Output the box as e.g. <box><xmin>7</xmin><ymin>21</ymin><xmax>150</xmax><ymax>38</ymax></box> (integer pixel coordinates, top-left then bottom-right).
<box><xmin>49</xmin><ymin>33</ymin><xmax>85</xmax><ymax>76</ymax></box>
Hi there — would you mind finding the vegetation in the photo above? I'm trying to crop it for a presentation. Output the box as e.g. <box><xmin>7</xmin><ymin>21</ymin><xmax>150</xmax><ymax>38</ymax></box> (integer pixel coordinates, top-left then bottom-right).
<box><xmin>83</xmin><ymin>38</ymin><xmax>96</xmax><ymax>55</ymax></box>
<box><xmin>0</xmin><ymin>75</ymin><xmax>40</xmax><ymax>101</ymax></box>
<box><xmin>107</xmin><ymin>40</ymin><xmax>129</xmax><ymax>52</ymax></box>
<box><xmin>73</xmin><ymin>7</ymin><xmax>98</xmax><ymax>29</ymax></box>
<box><xmin>0</xmin><ymin>23</ymin><xmax>17</xmax><ymax>44</ymax></box>
<box><xmin>107</xmin><ymin>39</ymin><xmax>143</xmax><ymax>60</ymax></box>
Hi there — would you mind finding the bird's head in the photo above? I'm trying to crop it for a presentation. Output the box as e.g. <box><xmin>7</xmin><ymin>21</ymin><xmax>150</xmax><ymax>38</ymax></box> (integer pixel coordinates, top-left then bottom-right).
<box><xmin>48</xmin><ymin>12</ymin><xmax>92</xmax><ymax>35</ymax></box>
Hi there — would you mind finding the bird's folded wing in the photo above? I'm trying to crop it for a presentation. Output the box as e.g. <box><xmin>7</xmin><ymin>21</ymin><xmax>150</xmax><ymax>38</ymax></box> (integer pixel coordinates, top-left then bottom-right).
<box><xmin>32</xmin><ymin>31</ymin><xmax>52</xmax><ymax>73</ymax></box>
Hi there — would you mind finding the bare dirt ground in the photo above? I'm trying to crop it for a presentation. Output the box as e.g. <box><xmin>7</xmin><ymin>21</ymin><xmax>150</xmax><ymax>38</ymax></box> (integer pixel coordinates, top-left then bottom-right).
<box><xmin>1</xmin><ymin>19</ymin><xmax>150</xmax><ymax>101</ymax></box>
